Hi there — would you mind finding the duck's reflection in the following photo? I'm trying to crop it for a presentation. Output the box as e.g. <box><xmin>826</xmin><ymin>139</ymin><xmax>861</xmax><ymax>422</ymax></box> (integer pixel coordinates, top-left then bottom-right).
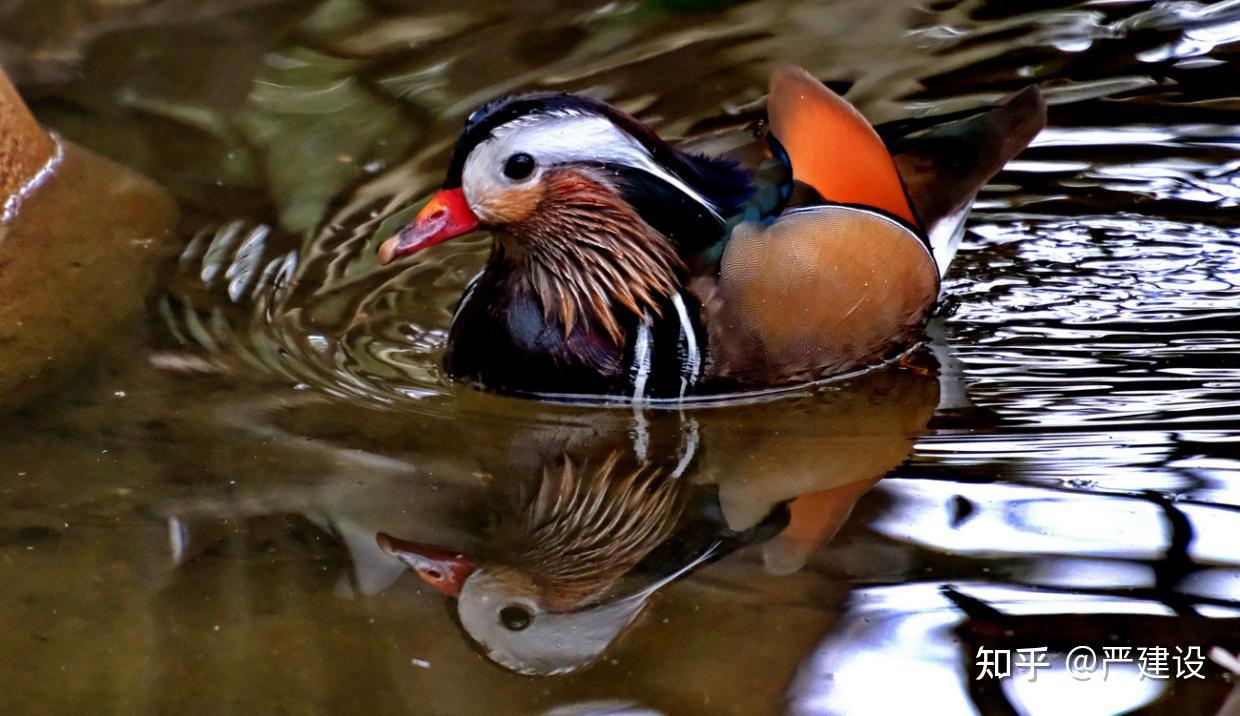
<box><xmin>378</xmin><ymin>453</ymin><xmax>783</xmax><ymax>675</ymax></box>
<box><xmin>370</xmin><ymin>364</ymin><xmax>939</xmax><ymax>675</ymax></box>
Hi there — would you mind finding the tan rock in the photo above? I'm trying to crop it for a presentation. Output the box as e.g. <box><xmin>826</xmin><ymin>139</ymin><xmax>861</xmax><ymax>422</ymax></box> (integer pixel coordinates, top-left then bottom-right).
<box><xmin>1</xmin><ymin>67</ymin><xmax>179</xmax><ymax>410</ymax></box>
<box><xmin>0</xmin><ymin>70</ymin><xmax>57</xmax><ymax>220</ymax></box>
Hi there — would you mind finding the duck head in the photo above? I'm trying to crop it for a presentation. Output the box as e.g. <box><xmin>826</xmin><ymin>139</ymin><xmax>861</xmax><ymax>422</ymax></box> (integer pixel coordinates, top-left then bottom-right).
<box><xmin>377</xmin><ymin>93</ymin><xmax>753</xmax><ymax>341</ymax></box>
<box><xmin>426</xmin><ymin>559</ymin><xmax>663</xmax><ymax>676</ymax></box>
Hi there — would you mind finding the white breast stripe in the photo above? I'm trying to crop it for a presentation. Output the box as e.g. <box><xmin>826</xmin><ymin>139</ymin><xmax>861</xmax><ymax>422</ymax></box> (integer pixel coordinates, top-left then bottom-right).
<box><xmin>671</xmin><ymin>292</ymin><xmax>701</xmax><ymax>399</ymax></box>
<box><xmin>630</xmin><ymin>315</ymin><xmax>653</xmax><ymax>403</ymax></box>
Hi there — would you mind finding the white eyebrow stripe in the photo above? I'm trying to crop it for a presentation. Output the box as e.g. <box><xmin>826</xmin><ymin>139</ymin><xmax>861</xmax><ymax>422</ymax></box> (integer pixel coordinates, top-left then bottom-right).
<box><xmin>482</xmin><ymin>114</ymin><xmax>722</xmax><ymax>220</ymax></box>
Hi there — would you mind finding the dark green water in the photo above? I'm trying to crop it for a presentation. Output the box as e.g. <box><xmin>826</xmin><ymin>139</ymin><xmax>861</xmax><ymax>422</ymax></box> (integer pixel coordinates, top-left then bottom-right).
<box><xmin>2</xmin><ymin>0</ymin><xmax>1239</xmax><ymax>713</ymax></box>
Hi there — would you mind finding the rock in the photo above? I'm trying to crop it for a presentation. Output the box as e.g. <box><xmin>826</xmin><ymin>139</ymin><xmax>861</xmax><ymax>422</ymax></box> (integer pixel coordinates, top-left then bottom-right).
<box><xmin>0</xmin><ymin>68</ymin><xmax>179</xmax><ymax>411</ymax></box>
<box><xmin>0</xmin><ymin>69</ymin><xmax>56</xmax><ymax>215</ymax></box>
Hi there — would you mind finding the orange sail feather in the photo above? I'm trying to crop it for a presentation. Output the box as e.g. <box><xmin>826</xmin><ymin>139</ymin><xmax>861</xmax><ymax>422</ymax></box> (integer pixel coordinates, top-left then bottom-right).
<box><xmin>767</xmin><ymin>66</ymin><xmax>917</xmax><ymax>226</ymax></box>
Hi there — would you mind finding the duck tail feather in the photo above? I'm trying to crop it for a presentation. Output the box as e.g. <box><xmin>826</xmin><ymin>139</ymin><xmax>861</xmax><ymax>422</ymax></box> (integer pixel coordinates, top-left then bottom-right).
<box><xmin>889</xmin><ymin>86</ymin><xmax>1047</xmax><ymax>275</ymax></box>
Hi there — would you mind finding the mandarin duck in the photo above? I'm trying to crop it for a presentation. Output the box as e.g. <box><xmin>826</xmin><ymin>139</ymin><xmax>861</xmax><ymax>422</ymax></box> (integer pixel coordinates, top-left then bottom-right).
<box><xmin>377</xmin><ymin>453</ymin><xmax>787</xmax><ymax>675</ymax></box>
<box><xmin>377</xmin><ymin>66</ymin><xmax>1045</xmax><ymax>399</ymax></box>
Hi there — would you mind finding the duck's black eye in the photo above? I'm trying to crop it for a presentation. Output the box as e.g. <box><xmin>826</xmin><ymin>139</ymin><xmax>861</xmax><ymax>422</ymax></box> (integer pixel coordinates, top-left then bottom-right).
<box><xmin>499</xmin><ymin>605</ymin><xmax>532</xmax><ymax>631</ymax></box>
<box><xmin>503</xmin><ymin>153</ymin><xmax>536</xmax><ymax>181</ymax></box>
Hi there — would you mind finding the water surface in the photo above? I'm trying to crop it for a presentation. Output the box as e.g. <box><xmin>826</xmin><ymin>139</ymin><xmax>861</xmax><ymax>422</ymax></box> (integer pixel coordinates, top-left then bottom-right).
<box><xmin>1</xmin><ymin>0</ymin><xmax>1239</xmax><ymax>713</ymax></box>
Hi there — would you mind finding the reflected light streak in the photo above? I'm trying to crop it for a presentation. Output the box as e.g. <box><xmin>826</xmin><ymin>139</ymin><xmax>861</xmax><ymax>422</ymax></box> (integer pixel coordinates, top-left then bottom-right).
<box><xmin>786</xmin><ymin>584</ymin><xmax>1178</xmax><ymax>716</ymax></box>
<box><xmin>871</xmin><ymin>479</ymin><xmax>1170</xmax><ymax>559</ymax></box>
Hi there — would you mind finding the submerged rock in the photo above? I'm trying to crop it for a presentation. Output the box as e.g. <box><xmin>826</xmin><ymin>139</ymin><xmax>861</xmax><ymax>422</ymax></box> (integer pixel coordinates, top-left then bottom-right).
<box><xmin>0</xmin><ymin>69</ymin><xmax>179</xmax><ymax>411</ymax></box>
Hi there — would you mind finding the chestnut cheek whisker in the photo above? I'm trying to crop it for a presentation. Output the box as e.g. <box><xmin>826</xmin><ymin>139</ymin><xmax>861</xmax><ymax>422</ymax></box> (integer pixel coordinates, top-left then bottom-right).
<box><xmin>500</xmin><ymin>169</ymin><xmax>685</xmax><ymax>347</ymax></box>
